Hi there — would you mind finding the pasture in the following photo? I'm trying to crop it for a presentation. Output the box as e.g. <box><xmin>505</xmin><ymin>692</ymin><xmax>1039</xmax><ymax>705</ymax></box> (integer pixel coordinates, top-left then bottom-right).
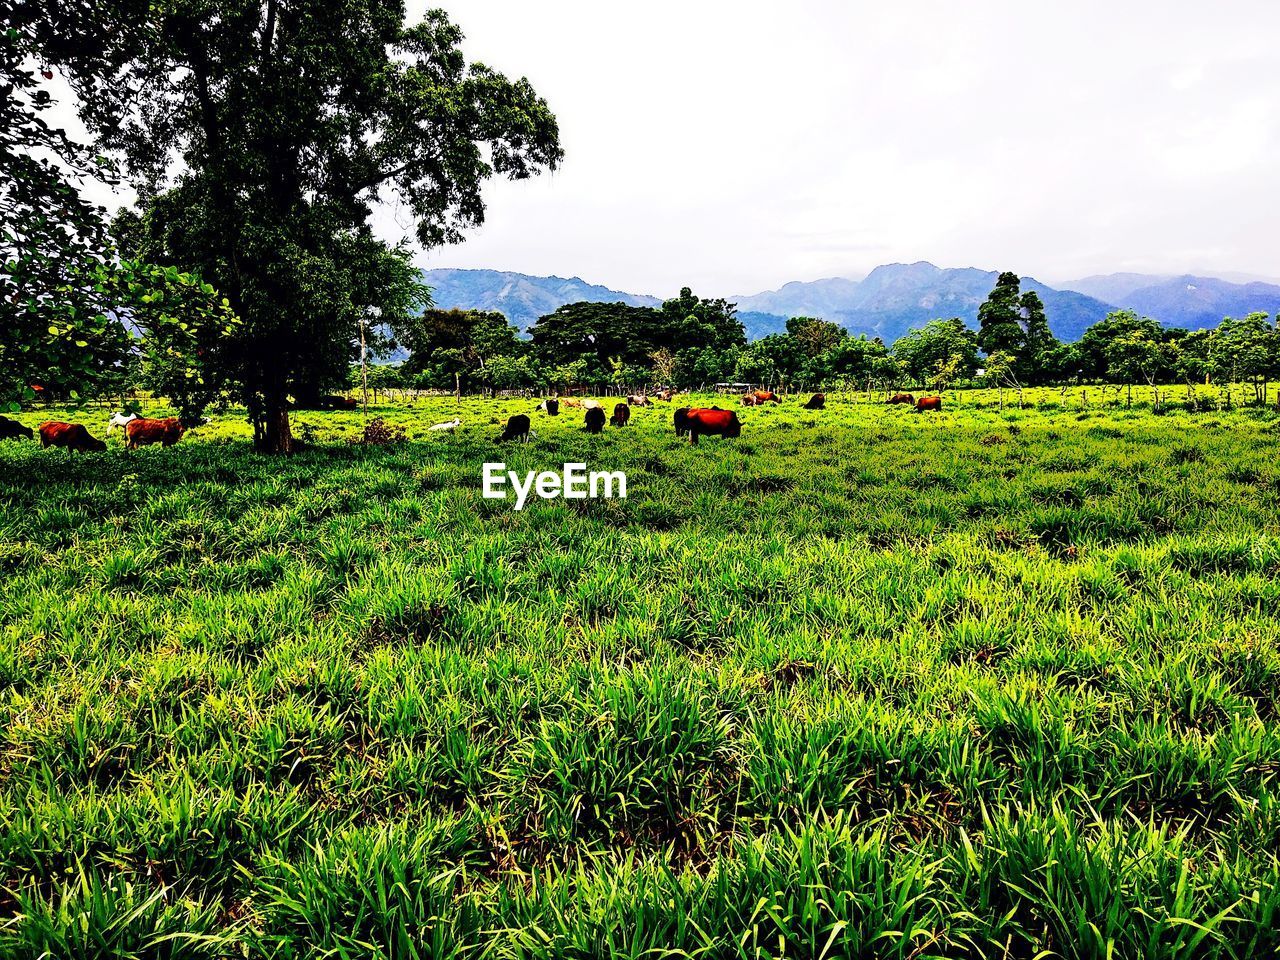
<box><xmin>2</xmin><ymin>390</ymin><xmax>1280</xmax><ymax>958</ymax></box>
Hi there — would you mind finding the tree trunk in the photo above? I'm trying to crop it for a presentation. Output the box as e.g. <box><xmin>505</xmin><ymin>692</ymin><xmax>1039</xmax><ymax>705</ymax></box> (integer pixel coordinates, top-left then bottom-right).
<box><xmin>255</xmin><ymin>397</ymin><xmax>296</xmax><ymax>454</ymax></box>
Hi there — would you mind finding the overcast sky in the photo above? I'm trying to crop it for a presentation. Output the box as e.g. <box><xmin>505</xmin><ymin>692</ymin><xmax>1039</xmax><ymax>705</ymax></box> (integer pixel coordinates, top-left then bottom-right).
<box><xmin>62</xmin><ymin>0</ymin><xmax>1280</xmax><ymax>298</ymax></box>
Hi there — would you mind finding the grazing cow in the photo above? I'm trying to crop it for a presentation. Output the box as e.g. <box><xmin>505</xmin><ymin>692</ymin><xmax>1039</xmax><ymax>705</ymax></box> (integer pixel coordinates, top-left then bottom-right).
<box><xmin>106</xmin><ymin>411</ymin><xmax>138</xmax><ymax>434</ymax></box>
<box><xmin>740</xmin><ymin>394</ymin><xmax>759</xmax><ymax>407</ymax></box>
<box><xmin>682</xmin><ymin>408</ymin><xmax>742</xmax><ymax>445</ymax></box>
<box><xmin>0</xmin><ymin>416</ymin><xmax>33</xmax><ymax>441</ymax></box>
<box><xmin>626</xmin><ymin>394</ymin><xmax>651</xmax><ymax>407</ymax></box>
<box><xmin>916</xmin><ymin>396</ymin><xmax>943</xmax><ymax>412</ymax></box>
<box><xmin>563</xmin><ymin>398</ymin><xmax>583</xmax><ymax>409</ymax></box>
<box><xmin>886</xmin><ymin>393</ymin><xmax>915</xmax><ymax>405</ymax></box>
<box><xmin>610</xmin><ymin>402</ymin><xmax>631</xmax><ymax>427</ymax></box>
<box><xmin>320</xmin><ymin>395</ymin><xmax>358</xmax><ymax>410</ymax></box>
<box><xmin>496</xmin><ymin>414</ymin><xmax>532</xmax><ymax>442</ymax></box>
<box><xmin>537</xmin><ymin>398</ymin><xmax>560</xmax><ymax>416</ymax></box>
<box><xmin>39</xmin><ymin>421</ymin><xmax>106</xmax><ymax>452</ymax></box>
<box><xmin>654</xmin><ymin>388</ymin><xmax>675</xmax><ymax>402</ymax></box>
<box><xmin>803</xmin><ymin>393</ymin><xmax>826</xmax><ymax>410</ymax></box>
<box><xmin>582</xmin><ymin>398</ymin><xmax>603</xmax><ymax>411</ymax></box>
<box><xmin>428</xmin><ymin>418</ymin><xmax>462</xmax><ymax>432</ymax></box>
<box><xmin>751</xmin><ymin>390</ymin><xmax>781</xmax><ymax>405</ymax></box>
<box><xmin>125</xmin><ymin>417</ymin><xmax>186</xmax><ymax>449</ymax></box>
<box><xmin>584</xmin><ymin>406</ymin><xmax>606</xmax><ymax>434</ymax></box>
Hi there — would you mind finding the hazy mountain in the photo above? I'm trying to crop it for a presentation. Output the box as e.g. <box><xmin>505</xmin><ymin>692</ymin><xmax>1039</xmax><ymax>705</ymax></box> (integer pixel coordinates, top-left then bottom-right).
<box><xmin>735</xmin><ymin>262</ymin><xmax>1115</xmax><ymax>343</ymax></box>
<box><xmin>1062</xmin><ymin>273</ymin><xmax>1174</xmax><ymax>305</ymax></box>
<box><xmin>1060</xmin><ymin>273</ymin><xmax>1280</xmax><ymax>328</ymax></box>
<box><xmin>421</xmin><ymin>268</ymin><xmax>661</xmax><ymax>332</ymax></box>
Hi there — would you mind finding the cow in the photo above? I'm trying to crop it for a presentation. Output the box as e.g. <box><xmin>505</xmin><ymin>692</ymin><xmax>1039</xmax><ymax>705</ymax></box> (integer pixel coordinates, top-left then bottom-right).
<box><xmin>496</xmin><ymin>414</ymin><xmax>532</xmax><ymax>442</ymax></box>
<box><xmin>537</xmin><ymin>398</ymin><xmax>560</xmax><ymax>416</ymax></box>
<box><xmin>106</xmin><ymin>411</ymin><xmax>138</xmax><ymax>434</ymax></box>
<box><xmin>428</xmin><ymin>418</ymin><xmax>462</xmax><ymax>432</ymax></box>
<box><xmin>320</xmin><ymin>395</ymin><xmax>358</xmax><ymax>410</ymax></box>
<box><xmin>803</xmin><ymin>393</ymin><xmax>825</xmax><ymax>410</ymax></box>
<box><xmin>563</xmin><ymin>398</ymin><xmax>583</xmax><ymax>409</ymax></box>
<box><xmin>0</xmin><ymin>416</ymin><xmax>33</xmax><ymax>441</ymax></box>
<box><xmin>681</xmin><ymin>408</ymin><xmax>742</xmax><ymax>445</ymax></box>
<box><xmin>610</xmin><ymin>402</ymin><xmax>631</xmax><ymax>427</ymax></box>
<box><xmin>886</xmin><ymin>393</ymin><xmax>915</xmax><ymax>405</ymax></box>
<box><xmin>584</xmin><ymin>406</ymin><xmax>606</xmax><ymax>434</ymax></box>
<box><xmin>39</xmin><ymin>422</ymin><xmax>106</xmax><ymax>452</ymax></box>
<box><xmin>125</xmin><ymin>417</ymin><xmax>186</xmax><ymax>449</ymax></box>
<box><xmin>751</xmin><ymin>390</ymin><xmax>781</xmax><ymax>405</ymax></box>
<box><xmin>740</xmin><ymin>394</ymin><xmax>759</xmax><ymax>407</ymax></box>
<box><xmin>582</xmin><ymin>399</ymin><xmax>603</xmax><ymax>411</ymax></box>
<box><xmin>916</xmin><ymin>396</ymin><xmax>943</xmax><ymax>412</ymax></box>
<box><xmin>654</xmin><ymin>388</ymin><xmax>676</xmax><ymax>402</ymax></box>
<box><xmin>674</xmin><ymin>407</ymin><xmax>691</xmax><ymax>437</ymax></box>
<box><xmin>626</xmin><ymin>394</ymin><xmax>651</xmax><ymax>407</ymax></box>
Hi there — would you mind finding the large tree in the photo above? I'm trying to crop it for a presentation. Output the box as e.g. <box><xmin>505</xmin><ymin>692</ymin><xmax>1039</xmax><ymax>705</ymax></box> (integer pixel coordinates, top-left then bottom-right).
<box><xmin>976</xmin><ymin>271</ymin><xmax>1027</xmax><ymax>358</ymax></box>
<box><xmin>891</xmin><ymin>317</ymin><xmax>979</xmax><ymax>386</ymax></box>
<box><xmin>49</xmin><ymin>2</ymin><xmax>561</xmax><ymax>451</ymax></box>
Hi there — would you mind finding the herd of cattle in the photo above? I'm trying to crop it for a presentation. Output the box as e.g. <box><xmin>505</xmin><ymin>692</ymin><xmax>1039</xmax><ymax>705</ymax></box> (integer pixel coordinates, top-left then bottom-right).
<box><xmin>492</xmin><ymin>389</ymin><xmax>944</xmax><ymax>446</ymax></box>
<box><xmin>0</xmin><ymin>413</ymin><xmax>185</xmax><ymax>452</ymax></box>
<box><xmin>0</xmin><ymin>390</ymin><xmax>945</xmax><ymax>453</ymax></box>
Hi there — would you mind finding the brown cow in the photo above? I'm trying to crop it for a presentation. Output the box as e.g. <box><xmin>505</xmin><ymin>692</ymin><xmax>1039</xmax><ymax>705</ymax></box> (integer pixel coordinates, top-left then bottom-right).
<box><xmin>0</xmin><ymin>416</ymin><xmax>33</xmax><ymax>441</ymax></box>
<box><xmin>654</xmin><ymin>388</ymin><xmax>676</xmax><ymax>402</ymax></box>
<box><xmin>584</xmin><ymin>407</ymin><xmax>606</xmax><ymax>434</ymax></box>
<box><xmin>562</xmin><ymin>398</ymin><xmax>583</xmax><ymax>409</ymax></box>
<box><xmin>803</xmin><ymin>393</ymin><xmax>825</xmax><ymax>410</ymax></box>
<box><xmin>916</xmin><ymin>396</ymin><xmax>943</xmax><ymax>412</ymax></box>
<box><xmin>740</xmin><ymin>394</ymin><xmax>759</xmax><ymax>407</ymax></box>
<box><xmin>626</xmin><ymin>394</ymin><xmax>651</xmax><ymax>407</ymax></box>
<box><xmin>681</xmin><ymin>408</ymin><xmax>742</xmax><ymax>445</ymax></box>
<box><xmin>610</xmin><ymin>402</ymin><xmax>631</xmax><ymax>427</ymax></box>
<box><xmin>886</xmin><ymin>393</ymin><xmax>915</xmax><ymax>405</ymax></box>
<box><xmin>751</xmin><ymin>390</ymin><xmax>781</xmax><ymax>404</ymax></box>
<box><xmin>125</xmin><ymin>417</ymin><xmax>186</xmax><ymax>449</ymax></box>
<box><xmin>39</xmin><ymin>422</ymin><xmax>106</xmax><ymax>452</ymax></box>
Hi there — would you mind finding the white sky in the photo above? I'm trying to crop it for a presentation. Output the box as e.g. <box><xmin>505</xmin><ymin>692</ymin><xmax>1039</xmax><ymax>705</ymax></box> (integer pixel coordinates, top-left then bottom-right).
<box><xmin>60</xmin><ymin>0</ymin><xmax>1280</xmax><ymax>297</ymax></box>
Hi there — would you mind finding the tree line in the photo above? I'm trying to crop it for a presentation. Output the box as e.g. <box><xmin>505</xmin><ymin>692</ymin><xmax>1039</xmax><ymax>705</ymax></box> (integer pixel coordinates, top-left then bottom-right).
<box><xmin>376</xmin><ymin>271</ymin><xmax>1280</xmax><ymax>405</ymax></box>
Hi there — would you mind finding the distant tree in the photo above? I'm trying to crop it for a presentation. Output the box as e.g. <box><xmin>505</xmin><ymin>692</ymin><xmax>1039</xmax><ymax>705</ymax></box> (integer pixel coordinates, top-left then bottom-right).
<box><xmin>735</xmin><ymin>335</ymin><xmax>804</xmax><ymax>387</ymax></box>
<box><xmin>529</xmin><ymin>301</ymin><xmax>660</xmax><ymax>379</ymax></box>
<box><xmin>818</xmin><ymin>334</ymin><xmax>888</xmax><ymax>388</ymax></box>
<box><xmin>983</xmin><ymin>350</ymin><xmax>1020</xmax><ymax>410</ymax></box>
<box><xmin>403</xmin><ymin>308</ymin><xmax>524</xmax><ymax>392</ymax></box>
<box><xmin>1019</xmin><ymin>290</ymin><xmax>1059</xmax><ymax>383</ymax></box>
<box><xmin>658</xmin><ymin>287</ymin><xmax>747</xmax><ymax>353</ymax></box>
<box><xmin>51</xmin><ymin>3</ymin><xmax>561</xmax><ymax>451</ymax></box>
<box><xmin>786</xmin><ymin>316</ymin><xmax>847</xmax><ymax>357</ymax></box>
<box><xmin>1103</xmin><ymin>323</ymin><xmax>1166</xmax><ymax>407</ymax></box>
<box><xmin>892</xmin><ymin>318</ymin><xmax>979</xmax><ymax>386</ymax></box>
<box><xmin>650</xmin><ymin>347</ymin><xmax>677</xmax><ymax>385</ymax></box>
<box><xmin>1078</xmin><ymin>310</ymin><xmax>1165</xmax><ymax>383</ymax></box>
<box><xmin>1210</xmin><ymin>313</ymin><xmax>1277</xmax><ymax>405</ymax></box>
<box><xmin>977</xmin><ymin>272</ymin><xmax>1027</xmax><ymax>358</ymax></box>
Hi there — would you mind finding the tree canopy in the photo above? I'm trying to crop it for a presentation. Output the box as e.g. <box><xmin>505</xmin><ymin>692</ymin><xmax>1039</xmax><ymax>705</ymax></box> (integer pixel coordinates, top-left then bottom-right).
<box><xmin>46</xmin><ymin>1</ymin><xmax>561</xmax><ymax>450</ymax></box>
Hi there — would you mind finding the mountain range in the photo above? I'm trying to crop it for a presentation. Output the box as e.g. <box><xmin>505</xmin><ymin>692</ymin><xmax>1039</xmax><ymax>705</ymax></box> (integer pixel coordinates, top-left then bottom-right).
<box><xmin>418</xmin><ymin>263</ymin><xmax>1280</xmax><ymax>345</ymax></box>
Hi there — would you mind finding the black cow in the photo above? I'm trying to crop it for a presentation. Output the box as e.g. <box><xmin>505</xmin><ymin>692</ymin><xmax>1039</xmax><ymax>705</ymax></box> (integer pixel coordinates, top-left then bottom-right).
<box><xmin>0</xmin><ymin>416</ymin><xmax>33</xmax><ymax>441</ymax></box>
<box><xmin>496</xmin><ymin>414</ymin><xmax>532</xmax><ymax>442</ymax></box>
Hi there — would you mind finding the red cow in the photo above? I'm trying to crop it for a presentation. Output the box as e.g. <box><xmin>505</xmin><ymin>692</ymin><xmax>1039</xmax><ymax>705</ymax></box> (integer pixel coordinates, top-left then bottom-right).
<box><xmin>752</xmin><ymin>390</ymin><xmax>781</xmax><ymax>404</ymax></box>
<box><xmin>125</xmin><ymin>417</ymin><xmax>186</xmax><ymax>449</ymax></box>
<box><xmin>916</xmin><ymin>396</ymin><xmax>943</xmax><ymax>412</ymax></box>
<box><xmin>886</xmin><ymin>393</ymin><xmax>915</xmax><ymax>405</ymax></box>
<box><xmin>681</xmin><ymin>407</ymin><xmax>742</xmax><ymax>445</ymax></box>
<box><xmin>39</xmin><ymin>422</ymin><xmax>106</xmax><ymax>452</ymax></box>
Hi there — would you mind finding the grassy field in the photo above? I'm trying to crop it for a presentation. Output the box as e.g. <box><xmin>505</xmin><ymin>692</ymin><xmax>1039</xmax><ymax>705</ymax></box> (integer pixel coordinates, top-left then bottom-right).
<box><xmin>2</xmin><ymin>389</ymin><xmax>1280</xmax><ymax>958</ymax></box>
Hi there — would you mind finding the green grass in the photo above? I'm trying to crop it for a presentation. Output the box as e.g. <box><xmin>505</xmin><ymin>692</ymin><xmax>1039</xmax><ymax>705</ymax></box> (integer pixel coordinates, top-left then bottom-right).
<box><xmin>2</xmin><ymin>388</ymin><xmax>1279</xmax><ymax>958</ymax></box>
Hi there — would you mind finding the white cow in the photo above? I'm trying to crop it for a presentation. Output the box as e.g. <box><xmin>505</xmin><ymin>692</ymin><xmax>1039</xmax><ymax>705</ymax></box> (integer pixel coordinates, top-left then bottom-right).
<box><xmin>107</xmin><ymin>412</ymin><xmax>138</xmax><ymax>434</ymax></box>
<box><xmin>428</xmin><ymin>418</ymin><xmax>462</xmax><ymax>432</ymax></box>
